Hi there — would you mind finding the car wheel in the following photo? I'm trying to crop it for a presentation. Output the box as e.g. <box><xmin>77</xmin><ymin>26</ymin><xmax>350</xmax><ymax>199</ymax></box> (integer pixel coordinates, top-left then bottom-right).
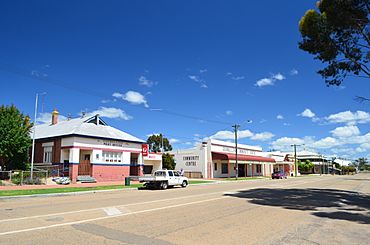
<box><xmin>181</xmin><ymin>180</ymin><xmax>188</xmax><ymax>188</ymax></box>
<box><xmin>161</xmin><ymin>182</ymin><xmax>168</xmax><ymax>190</ymax></box>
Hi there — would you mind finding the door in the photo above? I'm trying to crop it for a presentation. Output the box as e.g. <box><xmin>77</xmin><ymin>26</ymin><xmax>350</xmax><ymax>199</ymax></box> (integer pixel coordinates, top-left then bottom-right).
<box><xmin>173</xmin><ymin>171</ymin><xmax>182</xmax><ymax>184</ymax></box>
<box><xmin>238</xmin><ymin>164</ymin><xmax>245</xmax><ymax>177</ymax></box>
<box><xmin>78</xmin><ymin>159</ymin><xmax>91</xmax><ymax>176</ymax></box>
<box><xmin>167</xmin><ymin>171</ymin><xmax>177</xmax><ymax>185</ymax></box>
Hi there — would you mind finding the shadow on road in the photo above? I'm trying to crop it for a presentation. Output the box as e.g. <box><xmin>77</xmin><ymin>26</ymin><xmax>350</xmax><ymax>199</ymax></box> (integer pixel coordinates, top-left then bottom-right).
<box><xmin>225</xmin><ymin>188</ymin><xmax>370</xmax><ymax>224</ymax></box>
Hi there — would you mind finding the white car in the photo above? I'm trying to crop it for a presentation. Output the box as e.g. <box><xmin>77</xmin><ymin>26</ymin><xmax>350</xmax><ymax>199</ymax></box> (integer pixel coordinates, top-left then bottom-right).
<box><xmin>138</xmin><ymin>170</ymin><xmax>188</xmax><ymax>189</ymax></box>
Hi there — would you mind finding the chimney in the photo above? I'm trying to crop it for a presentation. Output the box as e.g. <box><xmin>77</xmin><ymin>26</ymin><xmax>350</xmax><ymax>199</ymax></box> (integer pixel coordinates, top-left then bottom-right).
<box><xmin>52</xmin><ymin>108</ymin><xmax>59</xmax><ymax>125</ymax></box>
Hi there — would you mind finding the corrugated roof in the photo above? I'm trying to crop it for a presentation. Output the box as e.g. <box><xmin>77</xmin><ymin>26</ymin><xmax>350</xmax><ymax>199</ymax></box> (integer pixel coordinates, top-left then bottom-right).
<box><xmin>32</xmin><ymin>115</ymin><xmax>145</xmax><ymax>143</ymax></box>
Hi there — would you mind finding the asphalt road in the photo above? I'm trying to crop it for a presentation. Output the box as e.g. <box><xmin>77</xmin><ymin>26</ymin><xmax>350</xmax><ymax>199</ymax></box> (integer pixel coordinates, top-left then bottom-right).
<box><xmin>1</xmin><ymin>173</ymin><xmax>370</xmax><ymax>245</ymax></box>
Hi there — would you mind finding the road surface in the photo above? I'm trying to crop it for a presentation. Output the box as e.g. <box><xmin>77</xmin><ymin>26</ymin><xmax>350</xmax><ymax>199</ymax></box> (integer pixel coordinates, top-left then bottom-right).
<box><xmin>1</xmin><ymin>173</ymin><xmax>370</xmax><ymax>244</ymax></box>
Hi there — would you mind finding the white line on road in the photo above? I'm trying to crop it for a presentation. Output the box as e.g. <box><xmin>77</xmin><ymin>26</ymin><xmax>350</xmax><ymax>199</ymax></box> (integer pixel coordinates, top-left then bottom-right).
<box><xmin>0</xmin><ymin>191</ymin><xmax>221</xmax><ymax>223</ymax></box>
<box><xmin>102</xmin><ymin>207</ymin><xmax>121</xmax><ymax>216</ymax></box>
<box><xmin>0</xmin><ymin>196</ymin><xmax>229</xmax><ymax>236</ymax></box>
<box><xmin>0</xmin><ymin>177</ymin><xmax>329</xmax><ymax>224</ymax></box>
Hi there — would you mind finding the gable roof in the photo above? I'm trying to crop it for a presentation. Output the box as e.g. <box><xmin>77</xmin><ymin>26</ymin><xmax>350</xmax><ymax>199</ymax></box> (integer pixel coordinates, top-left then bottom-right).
<box><xmin>32</xmin><ymin>115</ymin><xmax>144</xmax><ymax>143</ymax></box>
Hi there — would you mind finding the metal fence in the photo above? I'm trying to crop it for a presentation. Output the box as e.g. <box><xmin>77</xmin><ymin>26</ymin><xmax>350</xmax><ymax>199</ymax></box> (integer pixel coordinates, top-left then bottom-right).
<box><xmin>0</xmin><ymin>170</ymin><xmax>48</xmax><ymax>185</ymax></box>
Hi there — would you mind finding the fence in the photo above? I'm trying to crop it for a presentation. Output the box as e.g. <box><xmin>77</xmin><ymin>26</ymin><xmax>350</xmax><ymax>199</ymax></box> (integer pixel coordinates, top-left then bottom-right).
<box><xmin>0</xmin><ymin>170</ymin><xmax>48</xmax><ymax>185</ymax></box>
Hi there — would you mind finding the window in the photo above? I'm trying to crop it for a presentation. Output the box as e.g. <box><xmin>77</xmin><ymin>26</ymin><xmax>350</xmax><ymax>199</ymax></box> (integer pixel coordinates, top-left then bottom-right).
<box><xmin>43</xmin><ymin>147</ymin><xmax>52</xmax><ymax>163</ymax></box>
<box><xmin>174</xmin><ymin>171</ymin><xmax>180</xmax><ymax>177</ymax></box>
<box><xmin>168</xmin><ymin>171</ymin><xmax>174</xmax><ymax>177</ymax></box>
<box><xmin>214</xmin><ymin>163</ymin><xmax>217</xmax><ymax>171</ymax></box>
<box><xmin>221</xmin><ymin>163</ymin><xmax>228</xmax><ymax>174</ymax></box>
<box><xmin>102</xmin><ymin>151</ymin><xmax>122</xmax><ymax>162</ymax></box>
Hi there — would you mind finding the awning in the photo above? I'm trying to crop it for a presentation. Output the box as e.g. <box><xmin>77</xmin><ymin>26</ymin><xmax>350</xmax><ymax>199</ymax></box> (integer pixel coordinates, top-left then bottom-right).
<box><xmin>212</xmin><ymin>152</ymin><xmax>275</xmax><ymax>163</ymax></box>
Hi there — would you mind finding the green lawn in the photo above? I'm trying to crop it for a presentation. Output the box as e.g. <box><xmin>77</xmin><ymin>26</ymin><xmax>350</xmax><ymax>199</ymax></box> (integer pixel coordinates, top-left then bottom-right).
<box><xmin>0</xmin><ymin>184</ymin><xmax>144</xmax><ymax>197</ymax></box>
<box><xmin>189</xmin><ymin>180</ymin><xmax>214</xmax><ymax>184</ymax></box>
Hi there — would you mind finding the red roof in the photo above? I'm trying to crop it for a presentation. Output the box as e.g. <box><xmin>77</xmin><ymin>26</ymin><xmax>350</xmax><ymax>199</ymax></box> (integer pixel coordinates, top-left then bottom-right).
<box><xmin>212</xmin><ymin>152</ymin><xmax>275</xmax><ymax>163</ymax></box>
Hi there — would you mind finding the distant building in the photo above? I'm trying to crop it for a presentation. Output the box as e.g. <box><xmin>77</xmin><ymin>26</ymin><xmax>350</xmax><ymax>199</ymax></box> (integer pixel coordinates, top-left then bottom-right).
<box><xmin>31</xmin><ymin>109</ymin><xmax>162</xmax><ymax>182</ymax></box>
<box><xmin>170</xmin><ymin>139</ymin><xmax>275</xmax><ymax>179</ymax></box>
<box><xmin>262</xmin><ymin>151</ymin><xmax>296</xmax><ymax>176</ymax></box>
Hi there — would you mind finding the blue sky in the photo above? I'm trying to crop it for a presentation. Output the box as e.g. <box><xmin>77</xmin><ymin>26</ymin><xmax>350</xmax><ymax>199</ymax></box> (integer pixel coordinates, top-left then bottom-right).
<box><xmin>1</xmin><ymin>0</ymin><xmax>369</xmax><ymax>160</ymax></box>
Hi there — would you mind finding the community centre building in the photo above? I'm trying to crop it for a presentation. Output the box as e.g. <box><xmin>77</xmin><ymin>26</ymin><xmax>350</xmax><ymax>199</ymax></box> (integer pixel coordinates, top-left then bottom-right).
<box><xmin>170</xmin><ymin>139</ymin><xmax>275</xmax><ymax>179</ymax></box>
<box><xmin>32</xmin><ymin>109</ymin><xmax>162</xmax><ymax>182</ymax></box>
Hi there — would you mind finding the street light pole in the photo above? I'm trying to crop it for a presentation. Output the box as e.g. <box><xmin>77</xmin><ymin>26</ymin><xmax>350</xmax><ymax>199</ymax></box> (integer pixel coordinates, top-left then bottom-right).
<box><xmin>30</xmin><ymin>93</ymin><xmax>39</xmax><ymax>181</ymax></box>
<box><xmin>232</xmin><ymin>124</ymin><xmax>240</xmax><ymax>180</ymax></box>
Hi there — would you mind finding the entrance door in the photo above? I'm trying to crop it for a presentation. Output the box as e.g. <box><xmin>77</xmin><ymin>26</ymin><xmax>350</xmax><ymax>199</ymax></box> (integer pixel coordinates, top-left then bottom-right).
<box><xmin>238</xmin><ymin>164</ymin><xmax>245</xmax><ymax>177</ymax></box>
<box><xmin>78</xmin><ymin>154</ymin><xmax>91</xmax><ymax>176</ymax></box>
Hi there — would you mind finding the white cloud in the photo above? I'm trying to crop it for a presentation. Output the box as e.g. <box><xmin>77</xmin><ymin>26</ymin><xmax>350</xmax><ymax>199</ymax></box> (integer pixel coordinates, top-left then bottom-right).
<box><xmin>255</xmin><ymin>73</ymin><xmax>286</xmax><ymax>87</ymax></box>
<box><xmin>255</xmin><ymin>78</ymin><xmax>274</xmax><ymax>87</ymax></box>
<box><xmin>298</xmin><ymin>108</ymin><xmax>316</xmax><ymax>118</ymax></box>
<box><xmin>270</xmin><ymin>137</ymin><xmax>307</xmax><ymax>151</ymax></box>
<box><xmin>200</xmin><ymin>69</ymin><xmax>207</xmax><ymax>73</ymax></box>
<box><xmin>113</xmin><ymin>91</ymin><xmax>149</xmax><ymax>108</ymax></box>
<box><xmin>188</xmin><ymin>75</ymin><xmax>207</xmax><ymax>88</ymax></box>
<box><xmin>272</xmin><ymin>73</ymin><xmax>285</xmax><ymax>81</ymax></box>
<box><xmin>251</xmin><ymin>132</ymin><xmax>275</xmax><ymax>141</ymax></box>
<box><xmin>290</xmin><ymin>69</ymin><xmax>298</xmax><ymax>75</ymax></box>
<box><xmin>138</xmin><ymin>76</ymin><xmax>156</xmax><ymax>87</ymax></box>
<box><xmin>37</xmin><ymin>112</ymin><xmax>67</xmax><ymax>124</ymax></box>
<box><xmin>210</xmin><ymin>129</ymin><xmax>274</xmax><ymax>141</ymax></box>
<box><xmin>312</xmin><ymin>137</ymin><xmax>341</xmax><ymax>149</ymax></box>
<box><xmin>188</xmin><ymin>75</ymin><xmax>201</xmax><ymax>82</ymax></box>
<box><xmin>169</xmin><ymin>138</ymin><xmax>180</xmax><ymax>144</ymax></box>
<box><xmin>277</xmin><ymin>114</ymin><xmax>284</xmax><ymax>120</ymax></box>
<box><xmin>330</xmin><ymin>125</ymin><xmax>360</xmax><ymax>138</ymax></box>
<box><xmin>225</xmin><ymin>110</ymin><xmax>233</xmax><ymax>116</ymax></box>
<box><xmin>231</xmin><ymin>76</ymin><xmax>245</xmax><ymax>81</ymax></box>
<box><xmin>86</xmin><ymin>107</ymin><xmax>132</xmax><ymax>120</ymax></box>
<box><xmin>326</xmin><ymin>110</ymin><xmax>370</xmax><ymax>125</ymax></box>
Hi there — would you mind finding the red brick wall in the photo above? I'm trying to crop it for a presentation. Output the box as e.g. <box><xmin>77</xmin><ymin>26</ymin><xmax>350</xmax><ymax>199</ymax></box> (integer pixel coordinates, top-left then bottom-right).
<box><xmin>92</xmin><ymin>165</ymin><xmax>129</xmax><ymax>182</ymax></box>
<box><xmin>33</xmin><ymin>138</ymin><xmax>62</xmax><ymax>163</ymax></box>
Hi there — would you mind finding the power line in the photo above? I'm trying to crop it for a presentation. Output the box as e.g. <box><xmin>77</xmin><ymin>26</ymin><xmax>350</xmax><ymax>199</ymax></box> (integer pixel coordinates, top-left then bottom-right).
<box><xmin>0</xmin><ymin>63</ymin><xmax>232</xmax><ymax>126</ymax></box>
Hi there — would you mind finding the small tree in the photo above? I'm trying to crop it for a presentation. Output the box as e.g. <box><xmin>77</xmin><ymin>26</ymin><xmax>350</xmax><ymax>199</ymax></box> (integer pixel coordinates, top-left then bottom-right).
<box><xmin>354</xmin><ymin>157</ymin><xmax>369</xmax><ymax>171</ymax></box>
<box><xmin>147</xmin><ymin>134</ymin><xmax>172</xmax><ymax>153</ymax></box>
<box><xmin>0</xmin><ymin>105</ymin><xmax>32</xmax><ymax>170</ymax></box>
<box><xmin>298</xmin><ymin>160</ymin><xmax>315</xmax><ymax>173</ymax></box>
<box><xmin>146</xmin><ymin>134</ymin><xmax>176</xmax><ymax>170</ymax></box>
<box><xmin>162</xmin><ymin>153</ymin><xmax>176</xmax><ymax>170</ymax></box>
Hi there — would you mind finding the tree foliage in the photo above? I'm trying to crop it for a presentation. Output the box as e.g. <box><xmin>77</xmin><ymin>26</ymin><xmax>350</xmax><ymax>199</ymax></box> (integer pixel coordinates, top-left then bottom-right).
<box><xmin>299</xmin><ymin>0</ymin><xmax>369</xmax><ymax>86</ymax></box>
<box><xmin>146</xmin><ymin>134</ymin><xmax>172</xmax><ymax>153</ymax></box>
<box><xmin>162</xmin><ymin>153</ymin><xmax>176</xmax><ymax>170</ymax></box>
<box><xmin>298</xmin><ymin>160</ymin><xmax>315</xmax><ymax>172</ymax></box>
<box><xmin>0</xmin><ymin>105</ymin><xmax>32</xmax><ymax>170</ymax></box>
<box><xmin>146</xmin><ymin>134</ymin><xmax>175</xmax><ymax>170</ymax></box>
<box><xmin>354</xmin><ymin>157</ymin><xmax>369</xmax><ymax>170</ymax></box>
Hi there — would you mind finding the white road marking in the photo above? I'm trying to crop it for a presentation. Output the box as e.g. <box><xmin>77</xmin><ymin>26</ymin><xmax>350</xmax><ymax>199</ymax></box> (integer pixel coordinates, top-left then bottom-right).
<box><xmin>0</xmin><ymin>176</ymin><xmax>330</xmax><ymax>224</ymax></box>
<box><xmin>102</xmin><ymin>207</ymin><xmax>121</xmax><ymax>216</ymax></box>
<box><xmin>0</xmin><ymin>196</ymin><xmax>229</xmax><ymax>236</ymax></box>
<box><xmin>0</xmin><ymin>191</ymin><xmax>221</xmax><ymax>223</ymax></box>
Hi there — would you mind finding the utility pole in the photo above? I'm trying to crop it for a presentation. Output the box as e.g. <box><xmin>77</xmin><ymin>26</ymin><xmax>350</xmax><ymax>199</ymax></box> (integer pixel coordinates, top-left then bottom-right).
<box><xmin>232</xmin><ymin>124</ymin><xmax>240</xmax><ymax>180</ymax></box>
<box><xmin>161</xmin><ymin>133</ymin><xmax>164</xmax><ymax>153</ymax></box>
<box><xmin>291</xmin><ymin>144</ymin><xmax>303</xmax><ymax>177</ymax></box>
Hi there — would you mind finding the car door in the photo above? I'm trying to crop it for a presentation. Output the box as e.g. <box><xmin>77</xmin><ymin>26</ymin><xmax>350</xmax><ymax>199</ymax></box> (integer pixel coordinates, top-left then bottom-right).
<box><xmin>173</xmin><ymin>171</ymin><xmax>181</xmax><ymax>185</ymax></box>
<box><xmin>167</xmin><ymin>171</ymin><xmax>176</xmax><ymax>186</ymax></box>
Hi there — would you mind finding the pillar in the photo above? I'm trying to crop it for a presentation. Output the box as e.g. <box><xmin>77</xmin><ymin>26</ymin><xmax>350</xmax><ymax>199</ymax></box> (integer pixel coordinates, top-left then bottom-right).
<box><xmin>68</xmin><ymin>148</ymin><xmax>80</xmax><ymax>183</ymax></box>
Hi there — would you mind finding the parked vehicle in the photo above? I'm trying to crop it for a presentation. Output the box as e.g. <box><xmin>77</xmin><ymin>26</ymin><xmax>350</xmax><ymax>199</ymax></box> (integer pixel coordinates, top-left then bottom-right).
<box><xmin>138</xmin><ymin>169</ymin><xmax>189</xmax><ymax>189</ymax></box>
<box><xmin>272</xmin><ymin>171</ymin><xmax>287</xmax><ymax>179</ymax></box>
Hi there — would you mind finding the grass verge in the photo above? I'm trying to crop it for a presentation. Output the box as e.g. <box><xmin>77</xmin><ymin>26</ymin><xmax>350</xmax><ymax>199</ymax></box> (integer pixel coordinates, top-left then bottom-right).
<box><xmin>0</xmin><ymin>184</ymin><xmax>144</xmax><ymax>197</ymax></box>
<box><xmin>189</xmin><ymin>180</ymin><xmax>214</xmax><ymax>184</ymax></box>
